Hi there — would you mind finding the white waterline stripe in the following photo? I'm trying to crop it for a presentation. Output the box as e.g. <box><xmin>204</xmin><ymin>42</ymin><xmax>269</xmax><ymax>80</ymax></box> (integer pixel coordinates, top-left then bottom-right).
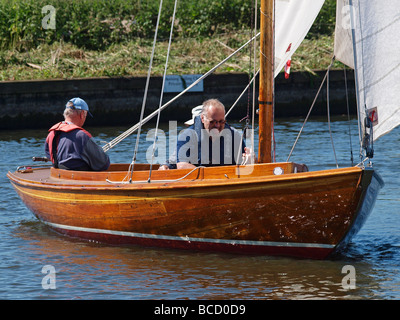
<box><xmin>44</xmin><ymin>221</ymin><xmax>335</xmax><ymax>249</ymax></box>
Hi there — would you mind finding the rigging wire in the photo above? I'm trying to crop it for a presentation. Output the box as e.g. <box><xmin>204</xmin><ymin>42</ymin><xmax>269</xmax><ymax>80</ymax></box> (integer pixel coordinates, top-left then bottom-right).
<box><xmin>251</xmin><ymin>0</ymin><xmax>258</xmax><ymax>163</ymax></box>
<box><xmin>148</xmin><ymin>0</ymin><xmax>179</xmax><ymax>183</ymax></box>
<box><xmin>286</xmin><ymin>56</ymin><xmax>336</xmax><ymax>162</ymax></box>
<box><xmin>221</xmin><ymin>70</ymin><xmax>259</xmax><ymax>165</ymax></box>
<box><xmin>326</xmin><ymin>57</ymin><xmax>339</xmax><ymax>168</ymax></box>
<box><xmin>128</xmin><ymin>0</ymin><xmax>164</xmax><ymax>183</ymax></box>
<box><xmin>102</xmin><ymin>32</ymin><xmax>260</xmax><ymax>153</ymax></box>
<box><xmin>226</xmin><ymin>70</ymin><xmax>259</xmax><ymax>119</ymax></box>
<box><xmin>357</xmin><ymin>0</ymin><xmax>368</xmax><ymax>160</ymax></box>
<box><xmin>344</xmin><ymin>67</ymin><xmax>354</xmax><ymax>166</ymax></box>
<box><xmin>245</xmin><ymin>0</ymin><xmax>255</xmax><ymax>126</ymax></box>
<box><xmin>272</xmin><ymin>0</ymin><xmax>276</xmax><ymax>162</ymax></box>
<box><xmin>349</xmin><ymin>0</ymin><xmax>364</xmax><ymax>161</ymax></box>
<box><xmin>226</xmin><ymin>70</ymin><xmax>259</xmax><ymax>165</ymax></box>
<box><xmin>236</xmin><ymin>0</ymin><xmax>258</xmax><ymax>166</ymax></box>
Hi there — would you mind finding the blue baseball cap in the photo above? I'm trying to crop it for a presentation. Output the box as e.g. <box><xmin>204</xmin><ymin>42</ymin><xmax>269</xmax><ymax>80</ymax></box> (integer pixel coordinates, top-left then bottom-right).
<box><xmin>66</xmin><ymin>97</ymin><xmax>93</xmax><ymax>117</ymax></box>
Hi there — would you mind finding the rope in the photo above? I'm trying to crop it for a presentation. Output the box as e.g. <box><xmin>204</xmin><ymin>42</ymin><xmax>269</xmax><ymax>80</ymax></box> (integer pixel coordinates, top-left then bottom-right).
<box><xmin>106</xmin><ymin>166</ymin><xmax>205</xmax><ymax>184</ymax></box>
<box><xmin>102</xmin><ymin>32</ymin><xmax>260</xmax><ymax>153</ymax></box>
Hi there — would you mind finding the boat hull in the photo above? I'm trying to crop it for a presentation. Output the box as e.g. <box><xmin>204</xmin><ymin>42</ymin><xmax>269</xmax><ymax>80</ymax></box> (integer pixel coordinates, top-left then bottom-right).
<box><xmin>7</xmin><ymin>163</ymin><xmax>383</xmax><ymax>259</ymax></box>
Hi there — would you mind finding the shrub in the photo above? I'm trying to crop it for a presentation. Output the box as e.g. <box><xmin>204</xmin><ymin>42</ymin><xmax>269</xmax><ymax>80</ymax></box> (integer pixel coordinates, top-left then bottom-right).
<box><xmin>0</xmin><ymin>0</ymin><xmax>256</xmax><ymax>50</ymax></box>
<box><xmin>0</xmin><ymin>0</ymin><xmax>335</xmax><ymax>50</ymax></box>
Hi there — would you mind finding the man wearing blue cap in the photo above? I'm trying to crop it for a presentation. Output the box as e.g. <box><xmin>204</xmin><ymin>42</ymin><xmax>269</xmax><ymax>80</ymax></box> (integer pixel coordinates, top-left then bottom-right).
<box><xmin>45</xmin><ymin>97</ymin><xmax>110</xmax><ymax>171</ymax></box>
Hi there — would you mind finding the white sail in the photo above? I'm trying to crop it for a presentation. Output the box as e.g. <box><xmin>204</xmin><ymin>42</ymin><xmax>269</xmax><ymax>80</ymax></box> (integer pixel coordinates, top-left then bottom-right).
<box><xmin>335</xmin><ymin>0</ymin><xmax>400</xmax><ymax>141</ymax></box>
<box><xmin>274</xmin><ymin>0</ymin><xmax>325</xmax><ymax>77</ymax></box>
<box><xmin>334</xmin><ymin>0</ymin><xmax>354</xmax><ymax>68</ymax></box>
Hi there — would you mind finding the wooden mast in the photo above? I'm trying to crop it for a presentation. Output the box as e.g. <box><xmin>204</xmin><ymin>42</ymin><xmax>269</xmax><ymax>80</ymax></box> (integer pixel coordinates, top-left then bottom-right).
<box><xmin>258</xmin><ymin>0</ymin><xmax>274</xmax><ymax>163</ymax></box>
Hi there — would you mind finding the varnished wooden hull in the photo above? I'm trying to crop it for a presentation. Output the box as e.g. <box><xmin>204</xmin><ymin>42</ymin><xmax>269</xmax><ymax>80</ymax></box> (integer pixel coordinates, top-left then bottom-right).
<box><xmin>7</xmin><ymin>162</ymin><xmax>383</xmax><ymax>259</ymax></box>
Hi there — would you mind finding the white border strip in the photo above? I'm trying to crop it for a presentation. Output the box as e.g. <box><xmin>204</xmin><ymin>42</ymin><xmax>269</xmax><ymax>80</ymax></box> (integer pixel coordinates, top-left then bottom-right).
<box><xmin>44</xmin><ymin>221</ymin><xmax>335</xmax><ymax>249</ymax></box>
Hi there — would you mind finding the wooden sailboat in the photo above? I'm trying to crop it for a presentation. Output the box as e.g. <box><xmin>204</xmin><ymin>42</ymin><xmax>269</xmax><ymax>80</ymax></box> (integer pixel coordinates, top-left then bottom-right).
<box><xmin>8</xmin><ymin>0</ymin><xmax>394</xmax><ymax>259</ymax></box>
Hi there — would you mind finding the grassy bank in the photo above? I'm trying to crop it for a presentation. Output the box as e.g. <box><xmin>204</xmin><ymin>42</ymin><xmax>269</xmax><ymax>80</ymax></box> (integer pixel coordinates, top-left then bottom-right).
<box><xmin>0</xmin><ymin>33</ymin><xmax>342</xmax><ymax>81</ymax></box>
<box><xmin>0</xmin><ymin>0</ymin><xmax>340</xmax><ymax>81</ymax></box>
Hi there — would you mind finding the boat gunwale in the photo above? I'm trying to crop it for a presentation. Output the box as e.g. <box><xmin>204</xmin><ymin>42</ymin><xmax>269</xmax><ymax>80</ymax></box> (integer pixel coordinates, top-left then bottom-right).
<box><xmin>7</xmin><ymin>163</ymin><xmax>365</xmax><ymax>192</ymax></box>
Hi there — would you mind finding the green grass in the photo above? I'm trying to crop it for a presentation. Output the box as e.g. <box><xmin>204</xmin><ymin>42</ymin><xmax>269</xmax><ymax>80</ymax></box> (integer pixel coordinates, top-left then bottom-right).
<box><xmin>0</xmin><ymin>32</ymin><xmax>343</xmax><ymax>81</ymax></box>
<box><xmin>0</xmin><ymin>0</ymin><xmax>340</xmax><ymax>81</ymax></box>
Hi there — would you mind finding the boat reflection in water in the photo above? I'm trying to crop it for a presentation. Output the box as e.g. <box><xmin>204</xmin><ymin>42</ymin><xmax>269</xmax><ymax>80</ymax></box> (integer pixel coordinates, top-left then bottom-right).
<box><xmin>14</xmin><ymin>218</ymin><xmax>382</xmax><ymax>300</ymax></box>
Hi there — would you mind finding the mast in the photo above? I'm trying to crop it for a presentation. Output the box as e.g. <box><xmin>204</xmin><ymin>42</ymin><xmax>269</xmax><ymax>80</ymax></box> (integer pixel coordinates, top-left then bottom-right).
<box><xmin>258</xmin><ymin>0</ymin><xmax>274</xmax><ymax>163</ymax></box>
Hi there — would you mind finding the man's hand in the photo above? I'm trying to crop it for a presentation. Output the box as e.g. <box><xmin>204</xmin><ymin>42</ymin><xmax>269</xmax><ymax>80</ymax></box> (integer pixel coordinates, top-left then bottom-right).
<box><xmin>177</xmin><ymin>162</ymin><xmax>196</xmax><ymax>169</ymax></box>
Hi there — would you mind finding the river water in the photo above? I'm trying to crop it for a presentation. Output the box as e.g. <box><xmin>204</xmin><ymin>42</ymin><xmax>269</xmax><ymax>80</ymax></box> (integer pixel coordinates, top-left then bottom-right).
<box><xmin>1</xmin><ymin>117</ymin><xmax>399</xmax><ymax>300</ymax></box>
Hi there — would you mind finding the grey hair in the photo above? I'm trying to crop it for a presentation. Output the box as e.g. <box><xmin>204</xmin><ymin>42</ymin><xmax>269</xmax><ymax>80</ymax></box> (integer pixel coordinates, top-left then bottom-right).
<box><xmin>201</xmin><ymin>98</ymin><xmax>225</xmax><ymax>115</ymax></box>
<box><xmin>63</xmin><ymin>104</ymin><xmax>84</xmax><ymax>118</ymax></box>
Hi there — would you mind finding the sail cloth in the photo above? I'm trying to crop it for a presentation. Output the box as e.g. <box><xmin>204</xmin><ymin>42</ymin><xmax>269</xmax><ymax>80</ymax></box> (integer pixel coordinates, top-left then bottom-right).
<box><xmin>274</xmin><ymin>0</ymin><xmax>325</xmax><ymax>77</ymax></box>
<box><xmin>334</xmin><ymin>0</ymin><xmax>400</xmax><ymax>141</ymax></box>
<box><xmin>334</xmin><ymin>0</ymin><xmax>354</xmax><ymax>68</ymax></box>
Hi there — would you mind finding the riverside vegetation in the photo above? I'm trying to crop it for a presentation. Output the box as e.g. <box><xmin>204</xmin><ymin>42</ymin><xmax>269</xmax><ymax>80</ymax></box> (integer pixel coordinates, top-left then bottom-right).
<box><xmin>0</xmin><ymin>0</ymin><xmax>341</xmax><ymax>81</ymax></box>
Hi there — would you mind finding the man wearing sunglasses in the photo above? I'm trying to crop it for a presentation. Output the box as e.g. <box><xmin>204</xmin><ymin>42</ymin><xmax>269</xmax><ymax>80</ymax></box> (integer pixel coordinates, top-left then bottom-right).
<box><xmin>161</xmin><ymin>99</ymin><xmax>248</xmax><ymax>170</ymax></box>
<box><xmin>45</xmin><ymin>97</ymin><xmax>110</xmax><ymax>171</ymax></box>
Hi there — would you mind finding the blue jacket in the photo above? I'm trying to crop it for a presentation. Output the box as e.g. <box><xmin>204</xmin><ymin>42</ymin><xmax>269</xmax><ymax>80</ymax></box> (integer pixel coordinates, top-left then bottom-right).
<box><xmin>167</xmin><ymin>116</ymin><xmax>246</xmax><ymax>168</ymax></box>
<box><xmin>45</xmin><ymin>122</ymin><xmax>110</xmax><ymax>171</ymax></box>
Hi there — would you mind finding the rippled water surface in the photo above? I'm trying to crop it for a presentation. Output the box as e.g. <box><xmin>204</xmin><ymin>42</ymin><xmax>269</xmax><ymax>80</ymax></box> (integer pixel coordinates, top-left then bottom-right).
<box><xmin>1</xmin><ymin>117</ymin><xmax>399</xmax><ymax>300</ymax></box>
